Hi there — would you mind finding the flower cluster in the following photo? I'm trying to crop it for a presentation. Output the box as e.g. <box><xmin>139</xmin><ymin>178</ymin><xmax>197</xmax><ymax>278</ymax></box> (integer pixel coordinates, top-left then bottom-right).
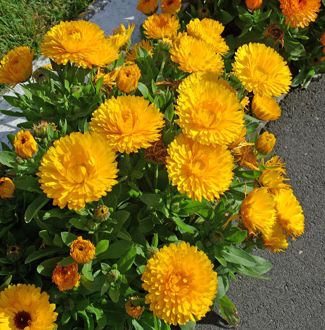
<box><xmin>0</xmin><ymin>10</ymin><xmax>307</xmax><ymax>330</ymax></box>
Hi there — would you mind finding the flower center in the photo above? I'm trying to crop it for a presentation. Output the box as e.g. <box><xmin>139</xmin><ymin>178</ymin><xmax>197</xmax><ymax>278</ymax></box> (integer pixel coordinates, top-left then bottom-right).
<box><xmin>68</xmin><ymin>29</ymin><xmax>82</xmax><ymax>41</ymax></box>
<box><xmin>167</xmin><ymin>272</ymin><xmax>189</xmax><ymax>294</ymax></box>
<box><xmin>192</xmin><ymin>101</ymin><xmax>222</xmax><ymax>129</ymax></box>
<box><xmin>14</xmin><ymin>311</ymin><xmax>32</xmax><ymax>329</ymax></box>
<box><xmin>66</xmin><ymin>164</ymin><xmax>88</xmax><ymax>184</ymax></box>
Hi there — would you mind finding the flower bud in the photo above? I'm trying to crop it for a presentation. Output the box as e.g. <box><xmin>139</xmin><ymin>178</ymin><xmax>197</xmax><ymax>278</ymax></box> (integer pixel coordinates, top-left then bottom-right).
<box><xmin>95</xmin><ymin>205</ymin><xmax>110</xmax><ymax>222</ymax></box>
<box><xmin>125</xmin><ymin>297</ymin><xmax>145</xmax><ymax>319</ymax></box>
<box><xmin>256</xmin><ymin>132</ymin><xmax>276</xmax><ymax>154</ymax></box>
<box><xmin>33</xmin><ymin>121</ymin><xmax>57</xmax><ymax>138</ymax></box>
<box><xmin>245</xmin><ymin>0</ymin><xmax>263</xmax><ymax>11</ymax></box>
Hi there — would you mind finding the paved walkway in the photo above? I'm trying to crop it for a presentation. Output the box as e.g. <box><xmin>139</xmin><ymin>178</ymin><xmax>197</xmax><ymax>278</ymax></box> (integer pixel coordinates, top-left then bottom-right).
<box><xmin>1</xmin><ymin>1</ymin><xmax>324</xmax><ymax>328</ymax></box>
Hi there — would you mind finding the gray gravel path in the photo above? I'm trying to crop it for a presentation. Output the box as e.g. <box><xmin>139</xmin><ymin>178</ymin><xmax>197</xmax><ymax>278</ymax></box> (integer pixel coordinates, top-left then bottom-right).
<box><xmin>197</xmin><ymin>75</ymin><xmax>325</xmax><ymax>330</ymax></box>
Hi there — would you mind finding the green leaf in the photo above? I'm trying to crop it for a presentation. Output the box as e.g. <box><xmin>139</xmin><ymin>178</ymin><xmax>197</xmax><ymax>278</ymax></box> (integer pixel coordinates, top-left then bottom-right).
<box><xmin>180</xmin><ymin>321</ymin><xmax>196</xmax><ymax>330</ymax></box>
<box><xmin>172</xmin><ymin>216</ymin><xmax>197</xmax><ymax>235</ymax></box>
<box><xmin>138</xmin><ymin>82</ymin><xmax>154</xmax><ymax>102</ymax></box>
<box><xmin>24</xmin><ymin>196</ymin><xmax>50</xmax><ymax>223</ymax></box>
<box><xmin>37</xmin><ymin>257</ymin><xmax>61</xmax><ymax>276</ymax></box>
<box><xmin>132</xmin><ymin>319</ymin><xmax>144</xmax><ymax>330</ymax></box>
<box><xmin>101</xmin><ymin>240</ymin><xmax>133</xmax><ymax>259</ymax></box>
<box><xmin>96</xmin><ymin>240</ymin><xmax>110</xmax><ymax>256</ymax></box>
<box><xmin>0</xmin><ymin>151</ymin><xmax>16</xmax><ymax>167</ymax></box>
<box><xmin>218</xmin><ymin>295</ymin><xmax>240</xmax><ymax>326</ymax></box>
<box><xmin>117</xmin><ymin>244</ymin><xmax>137</xmax><ymax>273</ymax></box>
<box><xmin>14</xmin><ymin>176</ymin><xmax>42</xmax><ymax>193</ymax></box>
<box><xmin>25</xmin><ymin>248</ymin><xmax>62</xmax><ymax>264</ymax></box>
<box><xmin>39</xmin><ymin>230</ymin><xmax>52</xmax><ymax>245</ymax></box>
<box><xmin>61</xmin><ymin>232</ymin><xmax>78</xmax><ymax>246</ymax></box>
<box><xmin>108</xmin><ymin>287</ymin><xmax>120</xmax><ymax>303</ymax></box>
<box><xmin>82</xmin><ymin>263</ymin><xmax>94</xmax><ymax>281</ymax></box>
<box><xmin>221</xmin><ymin>246</ymin><xmax>257</xmax><ymax>267</ymax></box>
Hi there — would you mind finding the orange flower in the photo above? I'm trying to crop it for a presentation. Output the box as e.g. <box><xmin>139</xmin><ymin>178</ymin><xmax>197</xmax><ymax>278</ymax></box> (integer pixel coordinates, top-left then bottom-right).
<box><xmin>279</xmin><ymin>0</ymin><xmax>321</xmax><ymax>28</ymax></box>
<box><xmin>161</xmin><ymin>0</ymin><xmax>182</xmax><ymax>14</ymax></box>
<box><xmin>320</xmin><ymin>32</ymin><xmax>325</xmax><ymax>46</ymax></box>
<box><xmin>245</xmin><ymin>0</ymin><xmax>263</xmax><ymax>11</ymax></box>
<box><xmin>13</xmin><ymin>130</ymin><xmax>38</xmax><ymax>159</ymax></box>
<box><xmin>125</xmin><ymin>297</ymin><xmax>145</xmax><ymax>319</ymax></box>
<box><xmin>137</xmin><ymin>0</ymin><xmax>158</xmax><ymax>15</ymax></box>
<box><xmin>116</xmin><ymin>64</ymin><xmax>141</xmax><ymax>93</ymax></box>
<box><xmin>52</xmin><ymin>263</ymin><xmax>80</xmax><ymax>291</ymax></box>
<box><xmin>0</xmin><ymin>177</ymin><xmax>15</xmax><ymax>199</ymax></box>
<box><xmin>70</xmin><ymin>236</ymin><xmax>96</xmax><ymax>264</ymax></box>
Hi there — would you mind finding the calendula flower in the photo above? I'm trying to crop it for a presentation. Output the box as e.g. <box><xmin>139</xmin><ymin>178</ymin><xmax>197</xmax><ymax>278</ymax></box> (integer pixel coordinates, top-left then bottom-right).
<box><xmin>0</xmin><ymin>177</ymin><xmax>15</xmax><ymax>199</ymax></box>
<box><xmin>161</xmin><ymin>0</ymin><xmax>182</xmax><ymax>14</ymax></box>
<box><xmin>0</xmin><ymin>284</ymin><xmax>57</xmax><ymax>330</ymax></box>
<box><xmin>144</xmin><ymin>139</ymin><xmax>168</xmax><ymax>164</ymax></box>
<box><xmin>186</xmin><ymin>18</ymin><xmax>229</xmax><ymax>55</ymax></box>
<box><xmin>279</xmin><ymin>0</ymin><xmax>321</xmax><ymax>28</ymax></box>
<box><xmin>233</xmin><ymin>43</ymin><xmax>292</xmax><ymax>96</ymax></box>
<box><xmin>176</xmin><ymin>73</ymin><xmax>244</xmax><ymax>145</ymax></box>
<box><xmin>116</xmin><ymin>64</ymin><xmax>141</xmax><ymax>93</ymax></box>
<box><xmin>137</xmin><ymin>0</ymin><xmax>158</xmax><ymax>15</ymax></box>
<box><xmin>14</xmin><ymin>130</ymin><xmax>38</xmax><ymax>159</ymax></box>
<box><xmin>256</xmin><ymin>131</ymin><xmax>276</xmax><ymax>154</ymax></box>
<box><xmin>94</xmin><ymin>69</ymin><xmax>118</xmax><ymax>89</ymax></box>
<box><xmin>240</xmin><ymin>188</ymin><xmax>276</xmax><ymax>236</ymax></box>
<box><xmin>0</xmin><ymin>311</ymin><xmax>10</xmax><ymax>330</ymax></box>
<box><xmin>273</xmin><ymin>188</ymin><xmax>304</xmax><ymax>238</ymax></box>
<box><xmin>170</xmin><ymin>33</ymin><xmax>224</xmax><ymax>73</ymax></box>
<box><xmin>0</xmin><ymin>46</ymin><xmax>33</xmax><ymax>84</ymax></box>
<box><xmin>90</xmin><ymin>96</ymin><xmax>164</xmax><ymax>154</ymax></box>
<box><xmin>126</xmin><ymin>40</ymin><xmax>153</xmax><ymax>61</ymax></box>
<box><xmin>166</xmin><ymin>134</ymin><xmax>234</xmax><ymax>201</ymax></box>
<box><xmin>38</xmin><ymin>132</ymin><xmax>118</xmax><ymax>210</ymax></box>
<box><xmin>233</xmin><ymin>144</ymin><xmax>259</xmax><ymax>170</ymax></box>
<box><xmin>245</xmin><ymin>0</ymin><xmax>263</xmax><ymax>10</ymax></box>
<box><xmin>259</xmin><ymin>156</ymin><xmax>290</xmax><ymax>190</ymax></box>
<box><xmin>142</xmin><ymin>242</ymin><xmax>217</xmax><ymax>325</ymax></box>
<box><xmin>70</xmin><ymin>236</ymin><xmax>96</xmax><ymax>264</ymax></box>
<box><xmin>252</xmin><ymin>95</ymin><xmax>282</xmax><ymax>121</ymax></box>
<box><xmin>41</xmin><ymin>21</ymin><xmax>118</xmax><ymax>68</ymax></box>
<box><xmin>108</xmin><ymin>24</ymin><xmax>135</xmax><ymax>49</ymax></box>
<box><xmin>262</xmin><ymin>222</ymin><xmax>289</xmax><ymax>252</ymax></box>
<box><xmin>125</xmin><ymin>297</ymin><xmax>145</xmax><ymax>319</ymax></box>
<box><xmin>95</xmin><ymin>205</ymin><xmax>110</xmax><ymax>221</ymax></box>
<box><xmin>240</xmin><ymin>96</ymin><xmax>250</xmax><ymax>110</ymax></box>
<box><xmin>143</xmin><ymin>14</ymin><xmax>180</xmax><ymax>40</ymax></box>
<box><xmin>52</xmin><ymin>263</ymin><xmax>80</xmax><ymax>291</ymax></box>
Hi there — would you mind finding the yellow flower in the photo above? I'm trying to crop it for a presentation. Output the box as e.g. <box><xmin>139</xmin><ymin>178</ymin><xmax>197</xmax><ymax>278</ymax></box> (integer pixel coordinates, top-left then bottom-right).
<box><xmin>108</xmin><ymin>24</ymin><xmax>135</xmax><ymax>49</ymax></box>
<box><xmin>125</xmin><ymin>297</ymin><xmax>145</xmax><ymax>319</ymax></box>
<box><xmin>137</xmin><ymin>0</ymin><xmax>158</xmax><ymax>15</ymax></box>
<box><xmin>38</xmin><ymin>132</ymin><xmax>118</xmax><ymax>210</ymax></box>
<box><xmin>116</xmin><ymin>64</ymin><xmax>141</xmax><ymax>93</ymax></box>
<box><xmin>94</xmin><ymin>69</ymin><xmax>118</xmax><ymax>89</ymax></box>
<box><xmin>126</xmin><ymin>40</ymin><xmax>153</xmax><ymax>62</ymax></box>
<box><xmin>240</xmin><ymin>187</ymin><xmax>276</xmax><ymax>236</ymax></box>
<box><xmin>176</xmin><ymin>72</ymin><xmax>244</xmax><ymax>145</ymax></box>
<box><xmin>259</xmin><ymin>156</ymin><xmax>290</xmax><ymax>190</ymax></box>
<box><xmin>256</xmin><ymin>131</ymin><xmax>276</xmax><ymax>154</ymax></box>
<box><xmin>233</xmin><ymin>144</ymin><xmax>259</xmax><ymax>170</ymax></box>
<box><xmin>166</xmin><ymin>134</ymin><xmax>234</xmax><ymax>201</ymax></box>
<box><xmin>41</xmin><ymin>20</ymin><xmax>118</xmax><ymax>68</ymax></box>
<box><xmin>143</xmin><ymin>14</ymin><xmax>180</xmax><ymax>40</ymax></box>
<box><xmin>273</xmin><ymin>188</ymin><xmax>304</xmax><ymax>238</ymax></box>
<box><xmin>279</xmin><ymin>0</ymin><xmax>321</xmax><ymax>28</ymax></box>
<box><xmin>14</xmin><ymin>130</ymin><xmax>38</xmax><ymax>159</ymax></box>
<box><xmin>245</xmin><ymin>0</ymin><xmax>263</xmax><ymax>11</ymax></box>
<box><xmin>52</xmin><ymin>263</ymin><xmax>80</xmax><ymax>291</ymax></box>
<box><xmin>252</xmin><ymin>95</ymin><xmax>282</xmax><ymax>121</ymax></box>
<box><xmin>0</xmin><ymin>46</ymin><xmax>33</xmax><ymax>85</ymax></box>
<box><xmin>229</xmin><ymin>127</ymin><xmax>247</xmax><ymax>149</ymax></box>
<box><xmin>142</xmin><ymin>242</ymin><xmax>217</xmax><ymax>325</ymax></box>
<box><xmin>186</xmin><ymin>18</ymin><xmax>229</xmax><ymax>55</ymax></box>
<box><xmin>233</xmin><ymin>43</ymin><xmax>292</xmax><ymax>96</ymax></box>
<box><xmin>240</xmin><ymin>96</ymin><xmax>250</xmax><ymax>110</ymax></box>
<box><xmin>161</xmin><ymin>0</ymin><xmax>182</xmax><ymax>14</ymax></box>
<box><xmin>0</xmin><ymin>284</ymin><xmax>57</xmax><ymax>330</ymax></box>
<box><xmin>0</xmin><ymin>310</ymin><xmax>10</xmax><ymax>330</ymax></box>
<box><xmin>170</xmin><ymin>33</ymin><xmax>224</xmax><ymax>73</ymax></box>
<box><xmin>90</xmin><ymin>96</ymin><xmax>164</xmax><ymax>154</ymax></box>
<box><xmin>70</xmin><ymin>236</ymin><xmax>96</xmax><ymax>264</ymax></box>
<box><xmin>0</xmin><ymin>178</ymin><xmax>15</xmax><ymax>199</ymax></box>
<box><xmin>262</xmin><ymin>222</ymin><xmax>289</xmax><ymax>252</ymax></box>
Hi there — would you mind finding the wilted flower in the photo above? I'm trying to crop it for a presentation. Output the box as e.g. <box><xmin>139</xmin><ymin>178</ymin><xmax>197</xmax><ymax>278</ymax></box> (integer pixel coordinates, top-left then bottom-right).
<box><xmin>0</xmin><ymin>177</ymin><xmax>15</xmax><ymax>199</ymax></box>
<box><xmin>52</xmin><ymin>263</ymin><xmax>80</xmax><ymax>291</ymax></box>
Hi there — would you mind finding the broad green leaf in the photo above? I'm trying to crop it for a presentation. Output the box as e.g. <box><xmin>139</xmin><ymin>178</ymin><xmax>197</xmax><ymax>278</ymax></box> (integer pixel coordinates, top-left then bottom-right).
<box><xmin>117</xmin><ymin>244</ymin><xmax>137</xmax><ymax>273</ymax></box>
<box><xmin>0</xmin><ymin>151</ymin><xmax>16</xmax><ymax>167</ymax></box>
<box><xmin>101</xmin><ymin>240</ymin><xmax>133</xmax><ymax>259</ymax></box>
<box><xmin>96</xmin><ymin>240</ymin><xmax>110</xmax><ymax>256</ymax></box>
<box><xmin>61</xmin><ymin>232</ymin><xmax>77</xmax><ymax>246</ymax></box>
<box><xmin>218</xmin><ymin>295</ymin><xmax>240</xmax><ymax>326</ymax></box>
<box><xmin>221</xmin><ymin>246</ymin><xmax>257</xmax><ymax>267</ymax></box>
<box><xmin>24</xmin><ymin>196</ymin><xmax>50</xmax><ymax>223</ymax></box>
<box><xmin>25</xmin><ymin>248</ymin><xmax>61</xmax><ymax>264</ymax></box>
